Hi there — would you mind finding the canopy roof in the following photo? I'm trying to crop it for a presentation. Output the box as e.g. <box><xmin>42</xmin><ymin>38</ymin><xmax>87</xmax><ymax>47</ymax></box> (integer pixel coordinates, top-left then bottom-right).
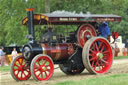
<box><xmin>22</xmin><ymin>12</ymin><xmax>122</xmax><ymax>25</ymax></box>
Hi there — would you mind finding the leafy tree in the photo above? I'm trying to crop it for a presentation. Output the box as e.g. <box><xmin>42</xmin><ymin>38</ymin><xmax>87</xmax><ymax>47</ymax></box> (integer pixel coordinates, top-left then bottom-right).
<box><xmin>0</xmin><ymin>0</ymin><xmax>127</xmax><ymax>46</ymax></box>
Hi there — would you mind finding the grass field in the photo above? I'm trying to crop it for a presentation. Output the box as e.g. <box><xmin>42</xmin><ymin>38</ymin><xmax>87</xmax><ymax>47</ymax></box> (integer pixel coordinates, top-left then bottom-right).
<box><xmin>53</xmin><ymin>73</ymin><xmax>128</xmax><ymax>85</ymax></box>
<box><xmin>114</xmin><ymin>56</ymin><xmax>128</xmax><ymax>60</ymax></box>
<box><xmin>0</xmin><ymin>66</ymin><xmax>10</xmax><ymax>72</ymax></box>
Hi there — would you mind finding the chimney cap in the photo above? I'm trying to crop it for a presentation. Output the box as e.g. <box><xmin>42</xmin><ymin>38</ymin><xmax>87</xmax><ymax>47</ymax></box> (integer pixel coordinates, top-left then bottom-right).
<box><xmin>26</xmin><ymin>8</ymin><xmax>35</xmax><ymax>11</ymax></box>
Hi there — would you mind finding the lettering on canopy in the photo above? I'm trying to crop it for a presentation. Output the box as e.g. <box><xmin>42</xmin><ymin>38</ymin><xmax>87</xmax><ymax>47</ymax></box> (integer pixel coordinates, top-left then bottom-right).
<box><xmin>96</xmin><ymin>18</ymin><xmax>115</xmax><ymax>21</ymax></box>
<box><xmin>59</xmin><ymin>18</ymin><xmax>77</xmax><ymax>21</ymax></box>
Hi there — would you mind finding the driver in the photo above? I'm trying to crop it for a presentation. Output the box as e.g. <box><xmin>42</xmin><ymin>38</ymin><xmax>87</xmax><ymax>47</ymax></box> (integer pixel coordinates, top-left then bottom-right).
<box><xmin>98</xmin><ymin>21</ymin><xmax>110</xmax><ymax>39</ymax></box>
<box><xmin>42</xmin><ymin>27</ymin><xmax>58</xmax><ymax>43</ymax></box>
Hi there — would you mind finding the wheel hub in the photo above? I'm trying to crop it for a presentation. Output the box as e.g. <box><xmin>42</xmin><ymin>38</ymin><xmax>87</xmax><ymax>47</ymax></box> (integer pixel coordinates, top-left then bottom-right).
<box><xmin>97</xmin><ymin>52</ymin><xmax>103</xmax><ymax>59</ymax></box>
<box><xmin>19</xmin><ymin>66</ymin><xmax>23</xmax><ymax>71</ymax></box>
<box><xmin>38</xmin><ymin>66</ymin><xmax>47</xmax><ymax>71</ymax></box>
<box><xmin>42</xmin><ymin>66</ymin><xmax>47</xmax><ymax>71</ymax></box>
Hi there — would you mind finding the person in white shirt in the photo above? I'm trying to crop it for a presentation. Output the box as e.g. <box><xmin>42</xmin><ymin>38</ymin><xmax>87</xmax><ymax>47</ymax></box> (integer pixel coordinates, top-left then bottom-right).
<box><xmin>11</xmin><ymin>48</ymin><xmax>17</xmax><ymax>60</ymax></box>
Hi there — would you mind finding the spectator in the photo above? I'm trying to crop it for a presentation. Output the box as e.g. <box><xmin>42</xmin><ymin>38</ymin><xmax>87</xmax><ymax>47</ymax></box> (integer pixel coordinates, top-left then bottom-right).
<box><xmin>11</xmin><ymin>48</ymin><xmax>17</xmax><ymax>60</ymax></box>
<box><xmin>114</xmin><ymin>43</ymin><xmax>120</xmax><ymax>57</ymax></box>
<box><xmin>125</xmin><ymin>39</ymin><xmax>128</xmax><ymax>56</ymax></box>
<box><xmin>0</xmin><ymin>46</ymin><xmax>5</xmax><ymax>66</ymax></box>
<box><xmin>98</xmin><ymin>21</ymin><xmax>110</xmax><ymax>40</ymax></box>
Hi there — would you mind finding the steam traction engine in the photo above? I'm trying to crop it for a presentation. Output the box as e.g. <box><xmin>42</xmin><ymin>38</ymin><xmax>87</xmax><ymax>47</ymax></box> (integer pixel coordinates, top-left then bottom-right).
<box><xmin>10</xmin><ymin>8</ymin><xmax>122</xmax><ymax>81</ymax></box>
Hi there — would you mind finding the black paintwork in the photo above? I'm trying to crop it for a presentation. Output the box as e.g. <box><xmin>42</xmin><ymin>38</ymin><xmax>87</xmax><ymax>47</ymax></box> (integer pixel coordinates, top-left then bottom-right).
<box><xmin>58</xmin><ymin>48</ymin><xmax>84</xmax><ymax>70</ymax></box>
<box><xmin>4</xmin><ymin>46</ymin><xmax>21</xmax><ymax>55</ymax></box>
<box><xmin>22</xmin><ymin>41</ymin><xmax>42</xmax><ymax>63</ymax></box>
<box><xmin>27</xmin><ymin>11</ymin><xmax>35</xmax><ymax>41</ymax></box>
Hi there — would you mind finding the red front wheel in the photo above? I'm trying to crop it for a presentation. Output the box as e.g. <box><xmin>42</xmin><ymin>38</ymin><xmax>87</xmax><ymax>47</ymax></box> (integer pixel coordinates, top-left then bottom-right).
<box><xmin>10</xmin><ymin>55</ymin><xmax>31</xmax><ymax>81</ymax></box>
<box><xmin>30</xmin><ymin>54</ymin><xmax>54</xmax><ymax>81</ymax></box>
<box><xmin>82</xmin><ymin>37</ymin><xmax>113</xmax><ymax>74</ymax></box>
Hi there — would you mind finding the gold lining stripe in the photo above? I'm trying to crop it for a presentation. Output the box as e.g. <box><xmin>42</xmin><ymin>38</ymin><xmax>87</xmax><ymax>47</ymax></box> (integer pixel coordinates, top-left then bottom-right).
<box><xmin>23</xmin><ymin>18</ymin><xmax>28</xmax><ymax>25</ymax></box>
<box><xmin>22</xmin><ymin>14</ymin><xmax>49</xmax><ymax>25</ymax></box>
<box><xmin>41</xmin><ymin>44</ymin><xmax>47</xmax><ymax>54</ymax></box>
<box><xmin>55</xmin><ymin>44</ymin><xmax>61</xmax><ymax>60</ymax></box>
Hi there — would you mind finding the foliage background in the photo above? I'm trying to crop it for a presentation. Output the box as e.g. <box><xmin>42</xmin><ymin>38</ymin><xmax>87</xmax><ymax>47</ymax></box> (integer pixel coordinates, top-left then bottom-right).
<box><xmin>0</xmin><ymin>0</ymin><xmax>128</xmax><ymax>46</ymax></box>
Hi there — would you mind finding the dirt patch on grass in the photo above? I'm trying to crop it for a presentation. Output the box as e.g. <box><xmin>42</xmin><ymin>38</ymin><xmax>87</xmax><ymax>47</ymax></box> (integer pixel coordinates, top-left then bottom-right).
<box><xmin>0</xmin><ymin>59</ymin><xmax>128</xmax><ymax>85</ymax></box>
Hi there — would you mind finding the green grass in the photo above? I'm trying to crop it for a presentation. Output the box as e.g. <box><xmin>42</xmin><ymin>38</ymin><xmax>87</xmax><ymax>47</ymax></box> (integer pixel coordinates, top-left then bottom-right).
<box><xmin>53</xmin><ymin>74</ymin><xmax>128</xmax><ymax>85</ymax></box>
<box><xmin>114</xmin><ymin>56</ymin><xmax>128</xmax><ymax>60</ymax></box>
<box><xmin>0</xmin><ymin>66</ymin><xmax>10</xmax><ymax>72</ymax></box>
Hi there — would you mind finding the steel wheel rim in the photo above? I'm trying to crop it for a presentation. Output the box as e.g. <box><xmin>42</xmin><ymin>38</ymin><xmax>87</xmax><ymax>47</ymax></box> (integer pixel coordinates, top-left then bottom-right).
<box><xmin>12</xmin><ymin>56</ymin><xmax>31</xmax><ymax>80</ymax></box>
<box><xmin>33</xmin><ymin>56</ymin><xmax>54</xmax><ymax>81</ymax></box>
<box><xmin>77</xmin><ymin>24</ymin><xmax>96</xmax><ymax>48</ymax></box>
<box><xmin>88</xmin><ymin>38</ymin><xmax>113</xmax><ymax>73</ymax></box>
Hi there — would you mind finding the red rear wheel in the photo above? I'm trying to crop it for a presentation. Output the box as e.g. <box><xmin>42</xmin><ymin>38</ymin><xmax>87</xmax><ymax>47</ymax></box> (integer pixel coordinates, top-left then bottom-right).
<box><xmin>77</xmin><ymin>24</ymin><xmax>97</xmax><ymax>48</ymax></box>
<box><xmin>30</xmin><ymin>54</ymin><xmax>54</xmax><ymax>81</ymax></box>
<box><xmin>82</xmin><ymin>37</ymin><xmax>113</xmax><ymax>74</ymax></box>
<box><xmin>10</xmin><ymin>55</ymin><xmax>31</xmax><ymax>81</ymax></box>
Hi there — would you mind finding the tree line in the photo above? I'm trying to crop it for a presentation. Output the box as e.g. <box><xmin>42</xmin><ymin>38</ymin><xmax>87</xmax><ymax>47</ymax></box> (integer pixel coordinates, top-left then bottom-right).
<box><xmin>0</xmin><ymin>0</ymin><xmax>128</xmax><ymax>46</ymax></box>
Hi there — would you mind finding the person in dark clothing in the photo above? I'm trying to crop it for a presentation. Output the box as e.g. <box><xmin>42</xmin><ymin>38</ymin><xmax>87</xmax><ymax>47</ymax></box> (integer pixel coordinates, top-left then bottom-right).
<box><xmin>125</xmin><ymin>39</ymin><xmax>128</xmax><ymax>48</ymax></box>
<box><xmin>98</xmin><ymin>21</ymin><xmax>110</xmax><ymax>39</ymax></box>
<box><xmin>125</xmin><ymin>39</ymin><xmax>128</xmax><ymax>56</ymax></box>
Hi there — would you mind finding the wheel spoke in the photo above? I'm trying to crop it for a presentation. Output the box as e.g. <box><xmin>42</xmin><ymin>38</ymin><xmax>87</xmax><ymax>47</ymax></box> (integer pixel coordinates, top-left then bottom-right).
<box><xmin>16</xmin><ymin>71</ymin><xmax>20</xmax><ymax>76</ymax></box>
<box><xmin>100</xmin><ymin>59</ymin><xmax>104</xmax><ymax>69</ymax></box>
<box><xmin>41</xmin><ymin>72</ymin><xmax>43</xmax><ymax>78</ymax></box>
<box><xmin>89</xmin><ymin>49</ymin><xmax>97</xmax><ymax>54</ymax></box>
<box><xmin>95</xmin><ymin>42</ymin><xmax>99</xmax><ymax>51</ymax></box>
<box><xmin>37</xmin><ymin>72</ymin><xmax>41</xmax><ymax>77</ymax></box>
<box><xmin>103</xmin><ymin>56</ymin><xmax>107</xmax><ymax>59</ymax></box>
<box><xmin>14</xmin><ymin>63</ymin><xmax>19</xmax><ymax>68</ymax></box>
<box><xmin>34</xmin><ymin>69</ymin><xmax>38</xmax><ymax>72</ymax></box>
<box><xmin>21</xmin><ymin>71</ymin><xmax>23</xmax><ymax>79</ymax></box>
<box><xmin>26</xmin><ymin>69</ymin><xmax>30</xmax><ymax>73</ymax></box>
<box><xmin>91</xmin><ymin>60</ymin><xmax>95</xmax><ymax>67</ymax></box>
<box><xmin>89</xmin><ymin>53</ymin><xmax>93</xmax><ymax>56</ymax></box>
<box><xmin>18</xmin><ymin>59</ymin><xmax>22</xmax><ymax>66</ymax></box>
<box><xmin>38</xmin><ymin>61</ymin><xmax>41</xmax><ymax>66</ymax></box>
<box><xmin>22</xmin><ymin>61</ymin><xmax>26</xmax><ymax>66</ymax></box>
<box><xmin>101</xmin><ymin>59</ymin><xmax>109</xmax><ymax>64</ymax></box>
<box><xmin>89</xmin><ymin>57</ymin><xmax>96</xmax><ymax>61</ymax></box>
<box><xmin>42</xmin><ymin>60</ymin><xmax>47</xmax><ymax>65</ymax></box>
<box><xmin>20</xmin><ymin>59</ymin><xmax>23</xmax><ymax>64</ymax></box>
<box><xmin>17</xmin><ymin>60</ymin><xmax>21</xmax><ymax>65</ymax></box>
<box><xmin>23</xmin><ymin>71</ymin><xmax>27</xmax><ymax>77</ymax></box>
<box><xmin>97</xmin><ymin>60</ymin><xmax>102</xmax><ymax>71</ymax></box>
<box><xmin>94</xmin><ymin>60</ymin><xmax>98</xmax><ymax>70</ymax></box>
<box><xmin>45</xmin><ymin>65</ymin><xmax>50</xmax><ymax>67</ymax></box>
<box><xmin>102</xmin><ymin>50</ymin><xmax>109</xmax><ymax>54</ymax></box>
<box><xmin>14</xmin><ymin>69</ymin><xmax>18</xmax><ymax>71</ymax></box>
<box><xmin>100</xmin><ymin>45</ymin><xmax>105</xmax><ymax>52</ymax></box>
<box><xmin>21</xmin><ymin>59</ymin><xmax>24</xmax><ymax>65</ymax></box>
<box><xmin>34</xmin><ymin>64</ymin><xmax>39</xmax><ymax>69</ymax></box>
<box><xmin>98</xmin><ymin>42</ymin><xmax>103</xmax><ymax>50</ymax></box>
<box><xmin>92</xmin><ymin>43</ymin><xmax>96</xmax><ymax>50</ymax></box>
<box><xmin>44</xmin><ymin>71</ymin><xmax>48</xmax><ymax>77</ymax></box>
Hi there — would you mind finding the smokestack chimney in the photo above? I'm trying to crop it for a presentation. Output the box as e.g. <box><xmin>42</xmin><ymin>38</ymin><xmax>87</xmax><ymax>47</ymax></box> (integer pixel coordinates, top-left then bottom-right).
<box><xmin>26</xmin><ymin>8</ymin><xmax>35</xmax><ymax>42</ymax></box>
